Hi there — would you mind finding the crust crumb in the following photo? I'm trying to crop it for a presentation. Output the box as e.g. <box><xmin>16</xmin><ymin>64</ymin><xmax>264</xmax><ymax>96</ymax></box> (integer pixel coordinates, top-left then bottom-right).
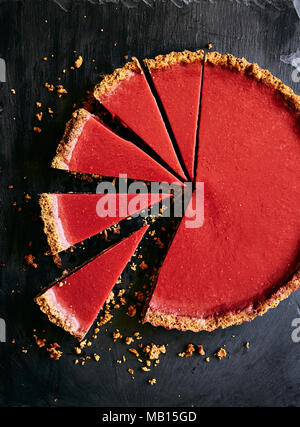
<box><xmin>215</xmin><ymin>348</ymin><xmax>227</xmax><ymax>360</ymax></box>
<box><xmin>47</xmin><ymin>342</ymin><xmax>62</xmax><ymax>360</ymax></box>
<box><xmin>74</xmin><ymin>56</ymin><xmax>83</xmax><ymax>69</ymax></box>
<box><xmin>126</xmin><ymin>305</ymin><xmax>136</xmax><ymax>318</ymax></box>
<box><xmin>197</xmin><ymin>345</ymin><xmax>205</xmax><ymax>356</ymax></box>
<box><xmin>178</xmin><ymin>344</ymin><xmax>195</xmax><ymax>357</ymax></box>
<box><xmin>25</xmin><ymin>254</ymin><xmax>38</xmax><ymax>268</ymax></box>
<box><xmin>143</xmin><ymin>343</ymin><xmax>166</xmax><ymax>360</ymax></box>
<box><xmin>33</xmin><ymin>334</ymin><xmax>46</xmax><ymax>348</ymax></box>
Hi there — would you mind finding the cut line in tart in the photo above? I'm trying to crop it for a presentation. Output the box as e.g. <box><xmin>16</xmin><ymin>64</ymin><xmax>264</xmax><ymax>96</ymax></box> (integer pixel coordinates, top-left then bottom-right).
<box><xmin>94</xmin><ymin>57</ymin><xmax>187</xmax><ymax>181</ymax></box>
<box><xmin>144</xmin><ymin>50</ymin><xmax>204</xmax><ymax>181</ymax></box>
<box><xmin>143</xmin><ymin>51</ymin><xmax>300</xmax><ymax>331</ymax></box>
<box><xmin>35</xmin><ymin>225</ymin><xmax>148</xmax><ymax>340</ymax></box>
<box><xmin>52</xmin><ymin>109</ymin><xmax>182</xmax><ymax>185</ymax></box>
<box><xmin>40</xmin><ymin>192</ymin><xmax>172</xmax><ymax>254</ymax></box>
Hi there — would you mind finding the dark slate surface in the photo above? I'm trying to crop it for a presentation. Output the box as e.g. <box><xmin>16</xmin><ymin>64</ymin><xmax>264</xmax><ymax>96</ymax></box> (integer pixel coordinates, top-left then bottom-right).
<box><xmin>0</xmin><ymin>0</ymin><xmax>300</xmax><ymax>407</ymax></box>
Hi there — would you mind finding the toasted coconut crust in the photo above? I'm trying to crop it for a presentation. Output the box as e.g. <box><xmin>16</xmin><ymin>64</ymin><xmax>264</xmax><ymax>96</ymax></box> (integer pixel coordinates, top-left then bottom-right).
<box><xmin>39</xmin><ymin>193</ymin><xmax>67</xmax><ymax>255</ymax></box>
<box><xmin>35</xmin><ymin>293</ymin><xmax>85</xmax><ymax>340</ymax></box>
<box><xmin>205</xmin><ymin>51</ymin><xmax>300</xmax><ymax>112</ymax></box>
<box><xmin>144</xmin><ymin>49</ymin><xmax>204</xmax><ymax>70</ymax></box>
<box><xmin>51</xmin><ymin>108</ymin><xmax>92</xmax><ymax>170</ymax></box>
<box><xmin>94</xmin><ymin>57</ymin><xmax>142</xmax><ymax>100</ymax></box>
<box><xmin>143</xmin><ymin>270</ymin><xmax>300</xmax><ymax>332</ymax></box>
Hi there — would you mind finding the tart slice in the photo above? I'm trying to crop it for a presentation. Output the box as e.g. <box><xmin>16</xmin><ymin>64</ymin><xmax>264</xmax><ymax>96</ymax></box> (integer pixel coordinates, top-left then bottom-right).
<box><xmin>40</xmin><ymin>192</ymin><xmax>171</xmax><ymax>254</ymax></box>
<box><xmin>93</xmin><ymin>58</ymin><xmax>186</xmax><ymax>180</ymax></box>
<box><xmin>35</xmin><ymin>225</ymin><xmax>148</xmax><ymax>340</ymax></box>
<box><xmin>144</xmin><ymin>50</ymin><xmax>204</xmax><ymax>181</ymax></box>
<box><xmin>144</xmin><ymin>53</ymin><xmax>300</xmax><ymax>331</ymax></box>
<box><xmin>52</xmin><ymin>109</ymin><xmax>181</xmax><ymax>185</ymax></box>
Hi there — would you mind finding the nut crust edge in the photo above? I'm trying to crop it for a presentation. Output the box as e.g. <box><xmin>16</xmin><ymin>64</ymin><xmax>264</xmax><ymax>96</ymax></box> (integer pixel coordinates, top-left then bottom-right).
<box><xmin>143</xmin><ymin>270</ymin><xmax>300</xmax><ymax>332</ymax></box>
<box><xmin>39</xmin><ymin>193</ymin><xmax>65</xmax><ymax>254</ymax></box>
<box><xmin>51</xmin><ymin>108</ymin><xmax>92</xmax><ymax>170</ymax></box>
<box><xmin>94</xmin><ymin>57</ymin><xmax>142</xmax><ymax>100</ymax></box>
<box><xmin>206</xmin><ymin>51</ymin><xmax>300</xmax><ymax>111</ymax></box>
<box><xmin>144</xmin><ymin>49</ymin><xmax>204</xmax><ymax>70</ymax></box>
<box><xmin>35</xmin><ymin>293</ymin><xmax>85</xmax><ymax>341</ymax></box>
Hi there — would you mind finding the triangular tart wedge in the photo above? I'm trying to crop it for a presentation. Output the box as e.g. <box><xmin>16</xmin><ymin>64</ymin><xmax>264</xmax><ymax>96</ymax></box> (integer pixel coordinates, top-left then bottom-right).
<box><xmin>40</xmin><ymin>192</ymin><xmax>172</xmax><ymax>254</ymax></box>
<box><xmin>93</xmin><ymin>58</ymin><xmax>186</xmax><ymax>180</ymax></box>
<box><xmin>144</xmin><ymin>50</ymin><xmax>204</xmax><ymax>181</ymax></box>
<box><xmin>52</xmin><ymin>109</ymin><xmax>181</xmax><ymax>185</ymax></box>
<box><xmin>144</xmin><ymin>53</ymin><xmax>300</xmax><ymax>331</ymax></box>
<box><xmin>35</xmin><ymin>226</ymin><xmax>148</xmax><ymax>340</ymax></box>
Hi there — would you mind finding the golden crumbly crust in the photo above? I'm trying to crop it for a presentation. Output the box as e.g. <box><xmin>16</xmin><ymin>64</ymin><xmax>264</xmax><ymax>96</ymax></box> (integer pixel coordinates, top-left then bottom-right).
<box><xmin>35</xmin><ymin>293</ymin><xmax>84</xmax><ymax>340</ymax></box>
<box><xmin>143</xmin><ymin>270</ymin><xmax>300</xmax><ymax>332</ymax></box>
<box><xmin>94</xmin><ymin>57</ymin><xmax>142</xmax><ymax>100</ymax></box>
<box><xmin>144</xmin><ymin>49</ymin><xmax>204</xmax><ymax>70</ymax></box>
<box><xmin>205</xmin><ymin>51</ymin><xmax>300</xmax><ymax>111</ymax></box>
<box><xmin>51</xmin><ymin>108</ymin><xmax>92</xmax><ymax>170</ymax></box>
<box><xmin>39</xmin><ymin>193</ymin><xmax>66</xmax><ymax>255</ymax></box>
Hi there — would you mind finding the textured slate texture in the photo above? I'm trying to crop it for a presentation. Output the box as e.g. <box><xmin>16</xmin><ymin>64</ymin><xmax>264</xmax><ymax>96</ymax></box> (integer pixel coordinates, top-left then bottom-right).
<box><xmin>0</xmin><ymin>0</ymin><xmax>300</xmax><ymax>407</ymax></box>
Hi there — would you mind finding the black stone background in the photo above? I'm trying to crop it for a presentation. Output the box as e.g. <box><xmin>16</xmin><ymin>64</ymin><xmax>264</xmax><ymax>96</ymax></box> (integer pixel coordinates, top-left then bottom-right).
<box><xmin>0</xmin><ymin>0</ymin><xmax>300</xmax><ymax>407</ymax></box>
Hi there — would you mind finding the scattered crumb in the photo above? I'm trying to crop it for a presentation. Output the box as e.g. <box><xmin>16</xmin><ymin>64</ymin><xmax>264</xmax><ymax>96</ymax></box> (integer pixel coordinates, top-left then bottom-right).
<box><xmin>128</xmin><ymin>348</ymin><xmax>139</xmax><ymax>358</ymax></box>
<box><xmin>94</xmin><ymin>354</ymin><xmax>100</xmax><ymax>362</ymax></box>
<box><xmin>56</xmin><ymin>85</ymin><xmax>68</xmax><ymax>97</ymax></box>
<box><xmin>125</xmin><ymin>337</ymin><xmax>134</xmax><ymax>345</ymax></box>
<box><xmin>36</xmin><ymin>112</ymin><xmax>43</xmax><ymax>121</ymax></box>
<box><xmin>178</xmin><ymin>344</ymin><xmax>195</xmax><ymax>358</ymax></box>
<box><xmin>143</xmin><ymin>344</ymin><xmax>166</xmax><ymax>360</ymax></box>
<box><xmin>74</xmin><ymin>346</ymin><xmax>82</xmax><ymax>355</ymax></box>
<box><xmin>215</xmin><ymin>348</ymin><xmax>227</xmax><ymax>360</ymax></box>
<box><xmin>113</xmin><ymin>329</ymin><xmax>122</xmax><ymax>341</ymax></box>
<box><xmin>245</xmin><ymin>342</ymin><xmax>250</xmax><ymax>349</ymax></box>
<box><xmin>11</xmin><ymin>89</ymin><xmax>16</xmax><ymax>95</ymax></box>
<box><xmin>36</xmin><ymin>101</ymin><xmax>42</xmax><ymax>108</ymax></box>
<box><xmin>47</xmin><ymin>343</ymin><xmax>62</xmax><ymax>360</ymax></box>
<box><xmin>128</xmin><ymin>368</ymin><xmax>134</xmax><ymax>375</ymax></box>
<box><xmin>139</xmin><ymin>261</ymin><xmax>148</xmax><ymax>270</ymax></box>
<box><xmin>148</xmin><ymin>378</ymin><xmax>156</xmax><ymax>385</ymax></box>
<box><xmin>205</xmin><ymin>357</ymin><xmax>210</xmax><ymax>363</ymax></box>
<box><xmin>33</xmin><ymin>334</ymin><xmax>46</xmax><ymax>348</ymax></box>
<box><xmin>197</xmin><ymin>345</ymin><xmax>205</xmax><ymax>356</ymax></box>
<box><xmin>207</xmin><ymin>43</ymin><xmax>213</xmax><ymax>50</ymax></box>
<box><xmin>44</xmin><ymin>82</ymin><xmax>55</xmax><ymax>92</ymax></box>
<box><xmin>33</xmin><ymin>126</ymin><xmax>42</xmax><ymax>133</ymax></box>
<box><xmin>126</xmin><ymin>305</ymin><xmax>136</xmax><ymax>318</ymax></box>
<box><xmin>74</xmin><ymin>56</ymin><xmax>83</xmax><ymax>69</ymax></box>
<box><xmin>24</xmin><ymin>254</ymin><xmax>38</xmax><ymax>268</ymax></box>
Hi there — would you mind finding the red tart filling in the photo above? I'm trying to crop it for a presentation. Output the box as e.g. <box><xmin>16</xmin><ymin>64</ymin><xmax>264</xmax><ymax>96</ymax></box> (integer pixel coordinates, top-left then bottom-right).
<box><xmin>145</xmin><ymin>51</ymin><xmax>203</xmax><ymax>180</ymax></box>
<box><xmin>52</xmin><ymin>109</ymin><xmax>181</xmax><ymax>185</ymax></box>
<box><xmin>94</xmin><ymin>59</ymin><xmax>186</xmax><ymax>180</ymax></box>
<box><xmin>35</xmin><ymin>226</ymin><xmax>148</xmax><ymax>340</ymax></box>
<box><xmin>144</xmin><ymin>55</ymin><xmax>300</xmax><ymax>331</ymax></box>
<box><xmin>40</xmin><ymin>192</ymin><xmax>172</xmax><ymax>254</ymax></box>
